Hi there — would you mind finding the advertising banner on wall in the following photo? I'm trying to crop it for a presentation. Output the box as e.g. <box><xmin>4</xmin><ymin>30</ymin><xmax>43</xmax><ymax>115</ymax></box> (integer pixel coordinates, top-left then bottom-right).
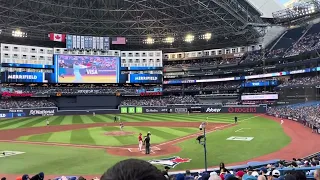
<box><xmin>0</xmin><ymin>108</ymin><xmax>57</xmax><ymax>118</ymax></box>
<box><xmin>120</xmin><ymin>105</ymin><xmax>267</xmax><ymax>114</ymax></box>
<box><xmin>118</xmin><ymin>74</ymin><xmax>163</xmax><ymax>84</ymax></box>
<box><xmin>1</xmin><ymin>72</ymin><xmax>57</xmax><ymax>83</ymax></box>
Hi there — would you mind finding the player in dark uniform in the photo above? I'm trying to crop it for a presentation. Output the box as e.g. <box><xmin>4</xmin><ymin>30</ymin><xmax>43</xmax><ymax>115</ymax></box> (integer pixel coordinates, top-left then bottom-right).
<box><xmin>144</xmin><ymin>132</ymin><xmax>151</xmax><ymax>154</ymax></box>
<box><xmin>114</xmin><ymin>116</ymin><xmax>117</xmax><ymax>123</ymax></box>
<box><xmin>234</xmin><ymin>116</ymin><xmax>238</xmax><ymax>124</ymax></box>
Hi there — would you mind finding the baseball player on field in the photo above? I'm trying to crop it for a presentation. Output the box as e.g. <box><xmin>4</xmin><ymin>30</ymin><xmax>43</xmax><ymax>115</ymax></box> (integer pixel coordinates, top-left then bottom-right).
<box><xmin>138</xmin><ymin>133</ymin><xmax>143</xmax><ymax>152</ymax></box>
<box><xmin>120</xmin><ymin>122</ymin><xmax>124</xmax><ymax>131</ymax></box>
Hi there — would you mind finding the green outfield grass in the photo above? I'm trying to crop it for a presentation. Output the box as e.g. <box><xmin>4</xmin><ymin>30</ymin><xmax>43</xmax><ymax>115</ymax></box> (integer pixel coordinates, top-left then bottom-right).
<box><xmin>0</xmin><ymin>114</ymin><xmax>291</xmax><ymax>175</ymax></box>
<box><xmin>17</xmin><ymin>126</ymin><xmax>199</xmax><ymax>146</ymax></box>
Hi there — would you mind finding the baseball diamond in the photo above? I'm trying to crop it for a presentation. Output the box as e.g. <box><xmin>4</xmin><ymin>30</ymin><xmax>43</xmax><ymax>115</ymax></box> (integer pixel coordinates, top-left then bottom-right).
<box><xmin>1</xmin><ymin>0</ymin><xmax>320</xmax><ymax>179</ymax></box>
<box><xmin>0</xmin><ymin>112</ymin><xmax>319</xmax><ymax>179</ymax></box>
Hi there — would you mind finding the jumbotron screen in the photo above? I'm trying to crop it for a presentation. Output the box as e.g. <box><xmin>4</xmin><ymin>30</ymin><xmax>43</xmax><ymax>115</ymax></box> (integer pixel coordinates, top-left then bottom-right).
<box><xmin>55</xmin><ymin>55</ymin><xmax>119</xmax><ymax>83</ymax></box>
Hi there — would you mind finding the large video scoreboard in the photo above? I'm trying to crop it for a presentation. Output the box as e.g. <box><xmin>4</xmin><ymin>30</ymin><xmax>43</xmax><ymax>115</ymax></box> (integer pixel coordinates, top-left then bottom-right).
<box><xmin>0</xmin><ymin>44</ymin><xmax>163</xmax><ymax>84</ymax></box>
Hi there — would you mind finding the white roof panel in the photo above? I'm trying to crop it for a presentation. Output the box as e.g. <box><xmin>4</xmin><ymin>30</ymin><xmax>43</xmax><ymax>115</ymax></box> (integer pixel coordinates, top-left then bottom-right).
<box><xmin>245</xmin><ymin>0</ymin><xmax>285</xmax><ymax>18</ymax></box>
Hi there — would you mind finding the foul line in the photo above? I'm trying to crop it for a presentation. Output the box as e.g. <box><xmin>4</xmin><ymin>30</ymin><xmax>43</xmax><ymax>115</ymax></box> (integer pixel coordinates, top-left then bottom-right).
<box><xmin>235</xmin><ymin>128</ymin><xmax>251</xmax><ymax>133</ymax></box>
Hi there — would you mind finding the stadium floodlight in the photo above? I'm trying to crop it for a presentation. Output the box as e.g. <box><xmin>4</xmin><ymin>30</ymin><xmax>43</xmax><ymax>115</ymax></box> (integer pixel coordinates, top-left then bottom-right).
<box><xmin>164</xmin><ymin>37</ymin><xmax>174</xmax><ymax>44</ymax></box>
<box><xmin>203</xmin><ymin>33</ymin><xmax>212</xmax><ymax>40</ymax></box>
<box><xmin>143</xmin><ymin>37</ymin><xmax>154</xmax><ymax>44</ymax></box>
<box><xmin>184</xmin><ymin>34</ymin><xmax>194</xmax><ymax>43</ymax></box>
<box><xmin>12</xmin><ymin>29</ymin><xmax>27</xmax><ymax>37</ymax></box>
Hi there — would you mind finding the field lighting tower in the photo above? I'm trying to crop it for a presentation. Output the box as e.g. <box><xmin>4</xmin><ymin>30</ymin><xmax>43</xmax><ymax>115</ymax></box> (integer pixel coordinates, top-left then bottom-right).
<box><xmin>196</xmin><ymin>122</ymin><xmax>208</xmax><ymax>172</ymax></box>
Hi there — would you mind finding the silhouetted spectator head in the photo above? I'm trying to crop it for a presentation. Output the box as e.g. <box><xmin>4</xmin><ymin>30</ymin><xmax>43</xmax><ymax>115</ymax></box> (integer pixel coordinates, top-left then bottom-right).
<box><xmin>100</xmin><ymin>159</ymin><xmax>166</xmax><ymax>180</ymax></box>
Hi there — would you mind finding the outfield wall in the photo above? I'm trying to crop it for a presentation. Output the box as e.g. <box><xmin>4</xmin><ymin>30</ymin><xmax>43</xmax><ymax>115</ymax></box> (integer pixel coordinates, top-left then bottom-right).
<box><xmin>0</xmin><ymin>105</ymin><xmax>267</xmax><ymax>118</ymax></box>
<box><xmin>120</xmin><ymin>104</ymin><xmax>267</xmax><ymax>114</ymax></box>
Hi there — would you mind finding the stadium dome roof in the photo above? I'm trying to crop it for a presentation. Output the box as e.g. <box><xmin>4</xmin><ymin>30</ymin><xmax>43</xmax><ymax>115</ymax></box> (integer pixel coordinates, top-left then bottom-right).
<box><xmin>0</xmin><ymin>0</ymin><xmax>269</xmax><ymax>44</ymax></box>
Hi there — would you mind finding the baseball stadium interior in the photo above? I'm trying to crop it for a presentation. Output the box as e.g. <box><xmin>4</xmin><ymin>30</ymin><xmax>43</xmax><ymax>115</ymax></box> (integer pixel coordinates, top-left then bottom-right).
<box><xmin>0</xmin><ymin>0</ymin><xmax>320</xmax><ymax>180</ymax></box>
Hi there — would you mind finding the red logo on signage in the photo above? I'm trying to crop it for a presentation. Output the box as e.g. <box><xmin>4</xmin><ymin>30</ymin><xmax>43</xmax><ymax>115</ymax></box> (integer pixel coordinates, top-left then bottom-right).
<box><xmin>140</xmin><ymin>92</ymin><xmax>162</xmax><ymax>96</ymax></box>
<box><xmin>228</xmin><ymin>107</ymin><xmax>257</xmax><ymax>113</ymax></box>
<box><xmin>1</xmin><ymin>92</ymin><xmax>33</xmax><ymax>97</ymax></box>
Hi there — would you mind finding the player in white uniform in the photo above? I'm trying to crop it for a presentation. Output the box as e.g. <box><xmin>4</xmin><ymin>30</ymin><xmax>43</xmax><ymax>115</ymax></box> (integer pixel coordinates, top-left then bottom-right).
<box><xmin>46</xmin><ymin>119</ymin><xmax>50</xmax><ymax>126</ymax></box>
<box><xmin>93</xmin><ymin>112</ymin><xmax>95</xmax><ymax>116</ymax></box>
<box><xmin>138</xmin><ymin>133</ymin><xmax>143</xmax><ymax>152</ymax></box>
<box><xmin>281</xmin><ymin>119</ymin><xmax>284</xmax><ymax>125</ymax></box>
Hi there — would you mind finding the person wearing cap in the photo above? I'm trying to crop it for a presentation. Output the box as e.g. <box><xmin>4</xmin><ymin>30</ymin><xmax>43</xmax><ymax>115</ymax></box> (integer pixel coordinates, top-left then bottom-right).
<box><xmin>260</xmin><ymin>168</ymin><xmax>268</xmax><ymax>180</ymax></box>
<box><xmin>236</xmin><ymin>171</ymin><xmax>245</xmax><ymax>179</ymax></box>
<box><xmin>209</xmin><ymin>173</ymin><xmax>222</xmax><ymax>180</ymax></box>
<box><xmin>272</xmin><ymin>170</ymin><xmax>280</xmax><ymax>179</ymax></box>
<box><xmin>138</xmin><ymin>133</ymin><xmax>143</xmax><ymax>152</ymax></box>
<box><xmin>185</xmin><ymin>170</ymin><xmax>194</xmax><ymax>180</ymax></box>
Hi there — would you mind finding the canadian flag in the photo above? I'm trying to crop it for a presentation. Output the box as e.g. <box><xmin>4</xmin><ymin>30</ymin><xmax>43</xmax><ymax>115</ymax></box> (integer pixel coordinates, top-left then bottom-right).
<box><xmin>49</xmin><ymin>33</ymin><xmax>66</xmax><ymax>42</ymax></box>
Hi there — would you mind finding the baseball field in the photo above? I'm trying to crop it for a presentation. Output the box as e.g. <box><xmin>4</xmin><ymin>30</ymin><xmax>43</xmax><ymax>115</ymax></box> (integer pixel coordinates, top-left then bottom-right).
<box><xmin>0</xmin><ymin>113</ymin><xmax>319</xmax><ymax>178</ymax></box>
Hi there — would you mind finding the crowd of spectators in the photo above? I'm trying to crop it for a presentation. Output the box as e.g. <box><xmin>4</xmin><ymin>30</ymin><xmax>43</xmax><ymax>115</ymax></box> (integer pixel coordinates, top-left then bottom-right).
<box><xmin>164</xmin><ymin>58</ymin><xmax>241</xmax><ymax>69</ymax></box>
<box><xmin>164</xmin><ymin>83</ymin><xmax>240</xmax><ymax>92</ymax></box>
<box><xmin>0</xmin><ymin>99</ymin><xmax>56</xmax><ymax>109</ymax></box>
<box><xmin>120</xmin><ymin>96</ymin><xmax>198</xmax><ymax>106</ymax></box>
<box><xmin>266</xmin><ymin>48</ymin><xmax>286</xmax><ymax>59</ymax></box>
<box><xmin>16</xmin><ymin>99</ymin><xmax>56</xmax><ymax>108</ymax></box>
<box><xmin>268</xmin><ymin>103</ymin><xmax>320</xmax><ymax>130</ymax></box>
<box><xmin>285</xmin><ymin>32</ymin><xmax>320</xmax><ymax>57</ymax></box>
<box><xmin>4</xmin><ymin>157</ymin><xmax>320</xmax><ymax>180</ymax></box>
<box><xmin>1</xmin><ymin>86</ymin><xmax>162</xmax><ymax>95</ymax></box>
<box><xmin>279</xmin><ymin>76</ymin><xmax>320</xmax><ymax>87</ymax></box>
<box><xmin>241</xmin><ymin>50</ymin><xmax>264</xmax><ymax>63</ymax></box>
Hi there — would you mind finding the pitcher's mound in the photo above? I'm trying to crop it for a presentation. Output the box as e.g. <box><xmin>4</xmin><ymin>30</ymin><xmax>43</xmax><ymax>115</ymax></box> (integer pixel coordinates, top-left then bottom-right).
<box><xmin>104</xmin><ymin>131</ymin><xmax>135</xmax><ymax>136</ymax></box>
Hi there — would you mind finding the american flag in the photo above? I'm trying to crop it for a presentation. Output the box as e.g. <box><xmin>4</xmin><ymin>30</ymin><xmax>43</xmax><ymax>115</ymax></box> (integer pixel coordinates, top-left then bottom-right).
<box><xmin>111</xmin><ymin>37</ymin><xmax>126</xmax><ymax>45</ymax></box>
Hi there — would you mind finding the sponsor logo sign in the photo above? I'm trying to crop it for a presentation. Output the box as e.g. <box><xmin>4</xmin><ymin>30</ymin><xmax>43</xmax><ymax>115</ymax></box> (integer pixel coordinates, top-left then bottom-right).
<box><xmin>145</xmin><ymin>108</ymin><xmax>168</xmax><ymax>113</ymax></box>
<box><xmin>175</xmin><ymin>108</ymin><xmax>188</xmax><ymax>113</ymax></box>
<box><xmin>206</xmin><ymin>108</ymin><xmax>222</xmax><ymax>113</ymax></box>
<box><xmin>160</xmin><ymin>108</ymin><xmax>168</xmax><ymax>112</ymax></box>
<box><xmin>146</xmin><ymin>108</ymin><xmax>159</xmax><ymax>113</ymax></box>
<box><xmin>148</xmin><ymin>156</ymin><xmax>191</xmax><ymax>168</ymax></box>
<box><xmin>226</xmin><ymin>136</ymin><xmax>254</xmax><ymax>141</ymax></box>
<box><xmin>0</xmin><ymin>151</ymin><xmax>25</xmax><ymax>158</ymax></box>
<box><xmin>29</xmin><ymin>109</ymin><xmax>55</xmax><ymax>116</ymax></box>
<box><xmin>0</xmin><ymin>114</ymin><xmax>6</xmax><ymax>118</ymax></box>
<box><xmin>228</xmin><ymin>107</ymin><xmax>257</xmax><ymax>113</ymax></box>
